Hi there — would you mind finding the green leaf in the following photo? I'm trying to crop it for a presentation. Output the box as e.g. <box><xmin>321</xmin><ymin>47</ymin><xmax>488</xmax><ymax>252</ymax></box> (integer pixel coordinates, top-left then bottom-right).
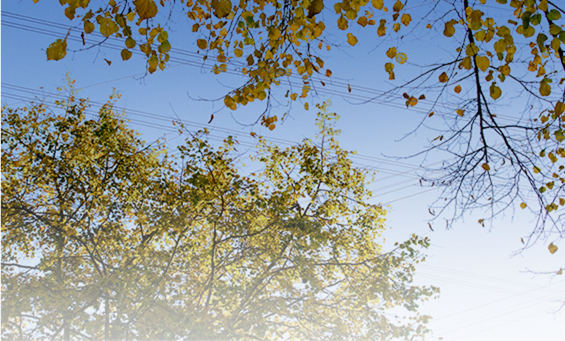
<box><xmin>547</xmin><ymin>9</ymin><xmax>561</xmax><ymax>21</ymax></box>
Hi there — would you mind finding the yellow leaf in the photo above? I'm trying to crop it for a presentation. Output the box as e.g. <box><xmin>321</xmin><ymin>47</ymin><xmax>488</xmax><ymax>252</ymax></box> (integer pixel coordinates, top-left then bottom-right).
<box><xmin>393</xmin><ymin>23</ymin><xmax>401</xmax><ymax>32</ymax></box>
<box><xmin>533</xmin><ymin>166</ymin><xmax>541</xmax><ymax>173</ymax></box>
<box><xmin>307</xmin><ymin>0</ymin><xmax>324</xmax><ymax>18</ymax></box>
<box><xmin>485</xmin><ymin>70</ymin><xmax>494</xmax><ymax>81</ymax></box>
<box><xmin>520</xmin><ymin>202</ymin><xmax>527</xmax><ymax>209</ymax></box>
<box><xmin>133</xmin><ymin>0</ymin><xmax>158</xmax><ymax>21</ymax></box>
<box><xmin>46</xmin><ymin>39</ymin><xmax>67</xmax><ymax>61</ymax></box>
<box><xmin>126</xmin><ymin>37</ymin><xmax>136</xmax><ymax>48</ymax></box>
<box><xmin>96</xmin><ymin>16</ymin><xmax>119</xmax><ymax>37</ymax></box>
<box><xmin>558</xmin><ymin>268</ymin><xmax>563</xmax><ymax>275</ymax></box>
<box><xmin>465</xmin><ymin>43</ymin><xmax>479</xmax><ymax>56</ymax></box>
<box><xmin>475</xmin><ymin>55</ymin><xmax>490</xmax><ymax>72</ymax></box>
<box><xmin>456</xmin><ymin>109</ymin><xmax>465</xmax><ymax>116</ymax></box>
<box><xmin>396</xmin><ymin>53</ymin><xmax>407</xmax><ymax>64</ymax></box>
<box><xmin>65</xmin><ymin>6</ymin><xmax>76</xmax><ymax>20</ymax></box>
<box><xmin>401</xmin><ymin>14</ymin><xmax>411</xmax><ymax>26</ymax></box>
<box><xmin>392</xmin><ymin>0</ymin><xmax>404</xmax><ymax>12</ymax></box>
<box><xmin>121</xmin><ymin>49</ymin><xmax>132</xmax><ymax>60</ymax></box>
<box><xmin>439</xmin><ymin>72</ymin><xmax>449</xmax><ymax>83</ymax></box>
<box><xmin>84</xmin><ymin>20</ymin><xmax>94</xmax><ymax>34</ymax></box>
<box><xmin>224</xmin><ymin>95</ymin><xmax>237</xmax><ymax>110</ymax></box>
<box><xmin>490</xmin><ymin>83</ymin><xmax>501</xmax><ymax>100</ymax></box>
<box><xmin>386</xmin><ymin>47</ymin><xmax>397</xmax><ymax>59</ymax></box>
<box><xmin>555</xmin><ymin>101</ymin><xmax>565</xmax><ymax>116</ymax></box>
<box><xmin>347</xmin><ymin>33</ymin><xmax>358</xmax><ymax>46</ymax></box>
<box><xmin>234</xmin><ymin>48</ymin><xmax>243</xmax><ymax>57</ymax></box>
<box><xmin>454</xmin><ymin>85</ymin><xmax>461</xmax><ymax>94</ymax></box>
<box><xmin>338</xmin><ymin>16</ymin><xmax>348</xmax><ymax>30</ymax></box>
<box><xmin>377</xmin><ymin>19</ymin><xmax>387</xmax><ymax>36</ymax></box>
<box><xmin>372</xmin><ymin>0</ymin><xmax>384</xmax><ymax>10</ymax></box>
<box><xmin>197</xmin><ymin>39</ymin><xmax>208</xmax><ymax>50</ymax></box>
<box><xmin>211</xmin><ymin>0</ymin><xmax>232</xmax><ymax>19</ymax></box>
<box><xmin>250</xmin><ymin>132</ymin><xmax>257</xmax><ymax>137</ymax></box>
<box><xmin>499</xmin><ymin>64</ymin><xmax>511</xmax><ymax>76</ymax></box>
<box><xmin>548</xmin><ymin>242</ymin><xmax>558</xmax><ymax>254</ymax></box>
<box><xmin>325</xmin><ymin>69</ymin><xmax>332</xmax><ymax>77</ymax></box>
<box><xmin>482</xmin><ymin>163</ymin><xmax>490</xmax><ymax>171</ymax></box>
<box><xmin>540</xmin><ymin>81</ymin><xmax>551</xmax><ymax>97</ymax></box>
<box><xmin>443</xmin><ymin>19</ymin><xmax>457</xmax><ymax>37</ymax></box>
<box><xmin>305</xmin><ymin>102</ymin><xmax>309</xmax><ymax>110</ymax></box>
<box><xmin>426</xmin><ymin>23</ymin><xmax>432</xmax><ymax>29</ymax></box>
<box><xmin>147</xmin><ymin>55</ymin><xmax>158</xmax><ymax>73</ymax></box>
<box><xmin>357</xmin><ymin>16</ymin><xmax>368</xmax><ymax>27</ymax></box>
<box><xmin>459</xmin><ymin>56</ymin><xmax>472</xmax><ymax>70</ymax></box>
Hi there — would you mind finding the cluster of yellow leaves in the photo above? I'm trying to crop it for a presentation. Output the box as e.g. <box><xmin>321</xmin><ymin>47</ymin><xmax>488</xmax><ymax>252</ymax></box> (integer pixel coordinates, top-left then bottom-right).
<box><xmin>1</xmin><ymin>92</ymin><xmax>438</xmax><ymax>339</ymax></box>
<box><xmin>43</xmin><ymin>0</ymin><xmax>565</xmax><ymax>142</ymax></box>
<box><xmin>446</xmin><ymin>0</ymin><xmax>565</xmax><ymax>101</ymax></box>
<box><xmin>43</xmin><ymin>0</ymin><xmax>421</xmax><ymax>116</ymax></box>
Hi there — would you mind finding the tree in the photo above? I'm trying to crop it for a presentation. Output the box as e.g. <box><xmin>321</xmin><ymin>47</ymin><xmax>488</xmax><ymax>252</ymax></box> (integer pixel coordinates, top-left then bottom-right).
<box><xmin>40</xmin><ymin>0</ymin><xmax>565</xmax><ymax>254</ymax></box>
<box><xmin>1</xmin><ymin>88</ymin><xmax>438</xmax><ymax>340</ymax></box>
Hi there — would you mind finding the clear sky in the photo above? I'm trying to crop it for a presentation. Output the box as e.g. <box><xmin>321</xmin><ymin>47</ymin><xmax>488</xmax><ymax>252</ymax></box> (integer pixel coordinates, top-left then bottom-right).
<box><xmin>2</xmin><ymin>1</ymin><xmax>564</xmax><ymax>340</ymax></box>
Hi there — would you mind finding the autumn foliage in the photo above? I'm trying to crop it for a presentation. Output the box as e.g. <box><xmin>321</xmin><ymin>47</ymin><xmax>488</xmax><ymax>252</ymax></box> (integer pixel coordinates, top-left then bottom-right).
<box><xmin>1</xmin><ymin>90</ymin><xmax>437</xmax><ymax>340</ymax></box>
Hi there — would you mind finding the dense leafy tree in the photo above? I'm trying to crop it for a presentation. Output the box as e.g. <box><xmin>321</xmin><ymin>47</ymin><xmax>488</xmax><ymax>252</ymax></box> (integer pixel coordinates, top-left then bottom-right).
<box><xmin>39</xmin><ymin>0</ymin><xmax>565</xmax><ymax>250</ymax></box>
<box><xmin>1</xmin><ymin>89</ymin><xmax>437</xmax><ymax>340</ymax></box>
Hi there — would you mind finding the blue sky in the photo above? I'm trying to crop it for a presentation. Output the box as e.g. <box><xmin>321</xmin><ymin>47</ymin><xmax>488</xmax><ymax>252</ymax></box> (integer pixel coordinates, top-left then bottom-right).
<box><xmin>2</xmin><ymin>1</ymin><xmax>564</xmax><ymax>340</ymax></box>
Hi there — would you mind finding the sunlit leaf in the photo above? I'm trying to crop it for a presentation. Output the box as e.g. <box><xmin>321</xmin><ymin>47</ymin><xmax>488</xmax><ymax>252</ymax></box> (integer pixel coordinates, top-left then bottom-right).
<box><xmin>443</xmin><ymin>19</ymin><xmax>457</xmax><ymax>37</ymax></box>
<box><xmin>46</xmin><ymin>39</ymin><xmax>67</xmax><ymax>61</ymax></box>
<box><xmin>347</xmin><ymin>33</ymin><xmax>358</xmax><ymax>46</ymax></box>
<box><xmin>134</xmin><ymin>0</ymin><xmax>158</xmax><ymax>20</ymax></box>
<box><xmin>121</xmin><ymin>49</ymin><xmax>133</xmax><ymax>60</ymax></box>
<box><xmin>475</xmin><ymin>56</ymin><xmax>490</xmax><ymax>71</ymax></box>
<box><xmin>401</xmin><ymin>14</ymin><xmax>411</xmax><ymax>26</ymax></box>
<box><xmin>211</xmin><ymin>0</ymin><xmax>232</xmax><ymax>19</ymax></box>
<box><xmin>439</xmin><ymin>72</ymin><xmax>449</xmax><ymax>83</ymax></box>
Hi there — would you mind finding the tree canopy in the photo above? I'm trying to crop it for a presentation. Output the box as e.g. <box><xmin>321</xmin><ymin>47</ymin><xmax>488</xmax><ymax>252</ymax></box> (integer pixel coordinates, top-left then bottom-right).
<box><xmin>40</xmin><ymin>0</ymin><xmax>565</xmax><ymax>250</ymax></box>
<box><xmin>1</xmin><ymin>88</ymin><xmax>437</xmax><ymax>340</ymax></box>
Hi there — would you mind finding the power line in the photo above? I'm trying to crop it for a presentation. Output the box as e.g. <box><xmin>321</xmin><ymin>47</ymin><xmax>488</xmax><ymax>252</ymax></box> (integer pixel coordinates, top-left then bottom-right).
<box><xmin>1</xmin><ymin>83</ymin><xmax>429</xmax><ymax>172</ymax></box>
<box><xmin>438</xmin><ymin>297</ymin><xmax>558</xmax><ymax>341</ymax></box>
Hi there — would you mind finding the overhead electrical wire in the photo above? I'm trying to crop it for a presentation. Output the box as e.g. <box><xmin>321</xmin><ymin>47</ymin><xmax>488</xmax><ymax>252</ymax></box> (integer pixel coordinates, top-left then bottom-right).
<box><xmin>449</xmin><ymin>306</ymin><xmax>559</xmax><ymax>341</ymax></box>
<box><xmin>1</xmin><ymin>83</ymin><xmax>431</xmax><ymax>173</ymax></box>
<box><xmin>434</xmin><ymin>295</ymin><xmax>561</xmax><ymax>339</ymax></box>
